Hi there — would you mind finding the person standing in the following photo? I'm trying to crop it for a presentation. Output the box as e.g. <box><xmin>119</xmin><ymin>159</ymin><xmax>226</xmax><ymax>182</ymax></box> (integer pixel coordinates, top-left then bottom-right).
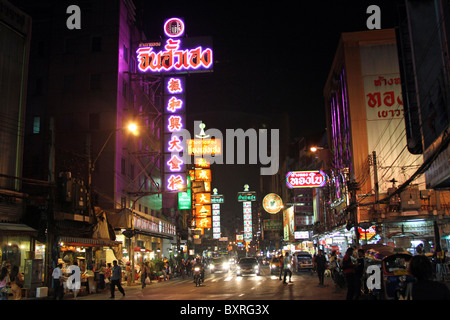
<box><xmin>354</xmin><ymin>249</ymin><xmax>365</xmax><ymax>299</ymax></box>
<box><xmin>67</xmin><ymin>261</ymin><xmax>81</xmax><ymax>298</ymax></box>
<box><xmin>283</xmin><ymin>252</ymin><xmax>293</xmax><ymax>284</ymax></box>
<box><xmin>9</xmin><ymin>265</ymin><xmax>23</xmax><ymax>300</ymax></box>
<box><xmin>342</xmin><ymin>247</ymin><xmax>356</xmax><ymax>300</ymax></box>
<box><xmin>0</xmin><ymin>267</ymin><xmax>9</xmax><ymax>300</ymax></box>
<box><xmin>51</xmin><ymin>263</ymin><xmax>64</xmax><ymax>300</ymax></box>
<box><xmin>408</xmin><ymin>254</ymin><xmax>450</xmax><ymax>300</ymax></box>
<box><xmin>315</xmin><ymin>250</ymin><xmax>327</xmax><ymax>286</ymax></box>
<box><xmin>278</xmin><ymin>254</ymin><xmax>284</xmax><ymax>280</ymax></box>
<box><xmin>110</xmin><ymin>260</ymin><xmax>125</xmax><ymax>298</ymax></box>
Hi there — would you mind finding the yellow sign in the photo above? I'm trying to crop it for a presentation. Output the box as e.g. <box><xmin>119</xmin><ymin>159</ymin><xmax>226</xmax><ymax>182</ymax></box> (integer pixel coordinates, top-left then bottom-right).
<box><xmin>195</xmin><ymin>193</ymin><xmax>211</xmax><ymax>204</ymax></box>
<box><xmin>187</xmin><ymin>139</ymin><xmax>222</xmax><ymax>155</ymax></box>
<box><xmin>195</xmin><ymin>169</ymin><xmax>211</xmax><ymax>181</ymax></box>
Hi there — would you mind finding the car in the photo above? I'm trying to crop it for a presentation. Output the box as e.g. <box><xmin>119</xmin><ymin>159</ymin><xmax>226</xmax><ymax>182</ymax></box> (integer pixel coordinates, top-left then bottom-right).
<box><xmin>236</xmin><ymin>257</ymin><xmax>260</xmax><ymax>276</ymax></box>
<box><xmin>294</xmin><ymin>251</ymin><xmax>313</xmax><ymax>271</ymax></box>
<box><xmin>209</xmin><ymin>257</ymin><xmax>230</xmax><ymax>273</ymax></box>
<box><xmin>270</xmin><ymin>257</ymin><xmax>281</xmax><ymax>275</ymax></box>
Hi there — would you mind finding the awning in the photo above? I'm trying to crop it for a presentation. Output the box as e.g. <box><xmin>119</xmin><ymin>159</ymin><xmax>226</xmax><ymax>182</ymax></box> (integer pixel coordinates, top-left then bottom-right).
<box><xmin>59</xmin><ymin>236</ymin><xmax>121</xmax><ymax>247</ymax></box>
<box><xmin>0</xmin><ymin>223</ymin><xmax>38</xmax><ymax>236</ymax></box>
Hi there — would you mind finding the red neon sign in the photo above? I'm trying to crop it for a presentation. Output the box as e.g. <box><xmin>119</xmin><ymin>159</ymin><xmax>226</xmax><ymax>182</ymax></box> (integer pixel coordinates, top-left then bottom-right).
<box><xmin>286</xmin><ymin>171</ymin><xmax>326</xmax><ymax>188</ymax></box>
<box><xmin>136</xmin><ymin>39</ymin><xmax>213</xmax><ymax>73</ymax></box>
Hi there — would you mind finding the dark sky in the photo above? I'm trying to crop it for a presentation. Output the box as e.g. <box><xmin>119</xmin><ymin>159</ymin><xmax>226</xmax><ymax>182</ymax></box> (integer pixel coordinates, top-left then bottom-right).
<box><xmin>140</xmin><ymin>0</ymin><xmax>400</xmax><ymax>234</ymax></box>
<box><xmin>142</xmin><ymin>0</ymin><xmax>400</xmax><ymax>138</ymax></box>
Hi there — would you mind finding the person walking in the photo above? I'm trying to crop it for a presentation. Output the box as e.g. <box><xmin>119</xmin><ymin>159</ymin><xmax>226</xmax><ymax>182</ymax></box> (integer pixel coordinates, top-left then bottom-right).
<box><xmin>408</xmin><ymin>254</ymin><xmax>450</xmax><ymax>300</ymax></box>
<box><xmin>110</xmin><ymin>260</ymin><xmax>125</xmax><ymax>298</ymax></box>
<box><xmin>51</xmin><ymin>263</ymin><xmax>64</xmax><ymax>300</ymax></box>
<box><xmin>315</xmin><ymin>250</ymin><xmax>327</xmax><ymax>286</ymax></box>
<box><xmin>283</xmin><ymin>252</ymin><xmax>293</xmax><ymax>284</ymax></box>
<box><xmin>342</xmin><ymin>247</ymin><xmax>356</xmax><ymax>300</ymax></box>
<box><xmin>278</xmin><ymin>254</ymin><xmax>284</xmax><ymax>280</ymax></box>
<box><xmin>141</xmin><ymin>262</ymin><xmax>149</xmax><ymax>289</ymax></box>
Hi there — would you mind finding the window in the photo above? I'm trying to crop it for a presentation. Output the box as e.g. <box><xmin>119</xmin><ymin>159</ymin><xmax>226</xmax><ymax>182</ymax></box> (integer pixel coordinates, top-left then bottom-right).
<box><xmin>33</xmin><ymin>116</ymin><xmax>40</xmax><ymax>134</ymax></box>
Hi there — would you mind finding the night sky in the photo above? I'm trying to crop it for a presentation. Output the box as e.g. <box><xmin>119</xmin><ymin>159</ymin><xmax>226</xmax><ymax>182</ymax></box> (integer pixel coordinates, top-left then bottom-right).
<box><xmin>142</xmin><ymin>0</ymin><xmax>399</xmax><ymax>137</ymax></box>
<box><xmin>139</xmin><ymin>0</ymin><xmax>400</xmax><ymax>233</ymax></box>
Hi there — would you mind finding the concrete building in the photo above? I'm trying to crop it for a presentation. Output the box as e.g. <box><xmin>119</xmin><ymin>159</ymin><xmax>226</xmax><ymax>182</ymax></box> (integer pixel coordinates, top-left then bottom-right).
<box><xmin>322</xmin><ymin>28</ymin><xmax>449</xmax><ymax>254</ymax></box>
<box><xmin>13</xmin><ymin>0</ymin><xmax>176</xmax><ymax>288</ymax></box>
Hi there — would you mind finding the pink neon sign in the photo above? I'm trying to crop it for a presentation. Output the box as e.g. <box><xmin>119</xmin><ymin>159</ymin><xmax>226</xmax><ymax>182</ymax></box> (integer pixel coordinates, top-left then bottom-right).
<box><xmin>168</xmin><ymin>136</ymin><xmax>183</xmax><ymax>152</ymax></box>
<box><xmin>167</xmin><ymin>115</ymin><xmax>183</xmax><ymax>132</ymax></box>
<box><xmin>167</xmin><ymin>155</ymin><xmax>184</xmax><ymax>172</ymax></box>
<box><xmin>164</xmin><ymin>18</ymin><xmax>185</xmax><ymax>38</ymax></box>
<box><xmin>167</xmin><ymin>97</ymin><xmax>183</xmax><ymax>112</ymax></box>
<box><xmin>136</xmin><ymin>39</ymin><xmax>213</xmax><ymax>73</ymax></box>
<box><xmin>167</xmin><ymin>175</ymin><xmax>184</xmax><ymax>191</ymax></box>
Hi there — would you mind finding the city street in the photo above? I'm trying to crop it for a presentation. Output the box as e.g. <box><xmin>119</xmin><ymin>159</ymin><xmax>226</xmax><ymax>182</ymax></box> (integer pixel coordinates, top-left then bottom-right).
<box><xmin>68</xmin><ymin>265</ymin><xmax>346</xmax><ymax>301</ymax></box>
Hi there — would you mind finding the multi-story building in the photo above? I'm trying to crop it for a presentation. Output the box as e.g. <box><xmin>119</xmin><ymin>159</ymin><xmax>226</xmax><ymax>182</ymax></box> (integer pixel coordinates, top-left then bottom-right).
<box><xmin>322</xmin><ymin>28</ymin><xmax>449</xmax><ymax>254</ymax></box>
<box><xmin>0</xmin><ymin>0</ymin><xmax>39</xmax><ymax>282</ymax></box>
<box><xmin>13</xmin><ymin>0</ymin><xmax>176</xmax><ymax>287</ymax></box>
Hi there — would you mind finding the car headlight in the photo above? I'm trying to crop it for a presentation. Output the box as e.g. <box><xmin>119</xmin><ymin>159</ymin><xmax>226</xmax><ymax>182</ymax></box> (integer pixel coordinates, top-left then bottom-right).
<box><xmin>254</xmin><ymin>265</ymin><xmax>259</xmax><ymax>270</ymax></box>
<box><xmin>210</xmin><ymin>264</ymin><xmax>214</xmax><ymax>269</ymax></box>
<box><xmin>194</xmin><ymin>267</ymin><xmax>200</xmax><ymax>272</ymax></box>
<box><xmin>223</xmin><ymin>263</ymin><xmax>229</xmax><ymax>268</ymax></box>
<box><xmin>236</xmin><ymin>266</ymin><xmax>241</xmax><ymax>270</ymax></box>
<box><xmin>271</xmin><ymin>264</ymin><xmax>276</xmax><ymax>269</ymax></box>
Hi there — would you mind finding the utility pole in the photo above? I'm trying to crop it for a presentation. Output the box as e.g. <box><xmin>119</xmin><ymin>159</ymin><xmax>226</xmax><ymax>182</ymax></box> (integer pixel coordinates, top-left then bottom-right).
<box><xmin>46</xmin><ymin>117</ymin><xmax>56</xmax><ymax>287</ymax></box>
<box><xmin>373</xmin><ymin>151</ymin><xmax>380</xmax><ymax>216</ymax></box>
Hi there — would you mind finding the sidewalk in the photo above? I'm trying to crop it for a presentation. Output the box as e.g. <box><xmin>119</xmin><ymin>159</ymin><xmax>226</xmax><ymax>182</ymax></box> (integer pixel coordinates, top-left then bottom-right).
<box><xmin>22</xmin><ymin>277</ymin><xmax>176</xmax><ymax>300</ymax></box>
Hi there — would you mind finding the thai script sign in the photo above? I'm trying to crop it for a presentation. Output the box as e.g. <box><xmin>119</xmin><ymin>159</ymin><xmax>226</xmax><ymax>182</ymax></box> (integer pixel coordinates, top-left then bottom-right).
<box><xmin>286</xmin><ymin>171</ymin><xmax>326</xmax><ymax>188</ymax></box>
<box><xmin>136</xmin><ymin>37</ymin><xmax>213</xmax><ymax>73</ymax></box>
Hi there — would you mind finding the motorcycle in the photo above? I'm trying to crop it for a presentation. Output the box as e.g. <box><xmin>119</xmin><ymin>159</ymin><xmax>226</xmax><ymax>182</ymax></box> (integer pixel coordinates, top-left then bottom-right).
<box><xmin>194</xmin><ymin>266</ymin><xmax>204</xmax><ymax>287</ymax></box>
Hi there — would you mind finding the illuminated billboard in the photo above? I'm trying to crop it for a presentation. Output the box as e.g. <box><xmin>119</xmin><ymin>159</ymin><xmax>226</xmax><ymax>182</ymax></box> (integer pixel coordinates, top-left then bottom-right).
<box><xmin>286</xmin><ymin>171</ymin><xmax>326</xmax><ymax>188</ymax></box>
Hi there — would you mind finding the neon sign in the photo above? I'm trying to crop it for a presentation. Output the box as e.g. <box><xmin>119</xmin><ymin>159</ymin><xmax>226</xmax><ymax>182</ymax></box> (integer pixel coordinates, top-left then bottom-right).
<box><xmin>164</xmin><ymin>18</ymin><xmax>185</xmax><ymax>38</ymax></box>
<box><xmin>136</xmin><ymin>38</ymin><xmax>213</xmax><ymax>73</ymax></box>
<box><xmin>286</xmin><ymin>171</ymin><xmax>327</xmax><ymax>188</ymax></box>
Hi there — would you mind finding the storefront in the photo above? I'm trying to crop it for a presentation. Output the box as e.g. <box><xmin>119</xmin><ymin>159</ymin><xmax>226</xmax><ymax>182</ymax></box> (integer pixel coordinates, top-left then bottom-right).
<box><xmin>0</xmin><ymin>223</ymin><xmax>43</xmax><ymax>274</ymax></box>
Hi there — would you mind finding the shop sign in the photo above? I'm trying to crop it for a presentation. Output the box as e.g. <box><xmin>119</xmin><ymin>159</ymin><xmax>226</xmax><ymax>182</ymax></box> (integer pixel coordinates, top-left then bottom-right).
<box><xmin>294</xmin><ymin>231</ymin><xmax>310</xmax><ymax>240</ymax></box>
<box><xmin>187</xmin><ymin>139</ymin><xmax>222</xmax><ymax>155</ymax></box>
<box><xmin>178</xmin><ymin>176</ymin><xmax>191</xmax><ymax>209</ymax></box>
<box><xmin>194</xmin><ymin>192</ymin><xmax>211</xmax><ymax>204</ymax></box>
<box><xmin>263</xmin><ymin>219</ymin><xmax>282</xmax><ymax>230</ymax></box>
<box><xmin>286</xmin><ymin>170</ymin><xmax>327</xmax><ymax>188</ymax></box>
<box><xmin>194</xmin><ymin>168</ymin><xmax>211</xmax><ymax>181</ymax></box>
<box><xmin>262</xmin><ymin>193</ymin><xmax>283</xmax><ymax>214</ymax></box>
<box><xmin>136</xmin><ymin>37</ymin><xmax>213</xmax><ymax>73</ymax></box>
<box><xmin>237</xmin><ymin>191</ymin><xmax>256</xmax><ymax>202</ymax></box>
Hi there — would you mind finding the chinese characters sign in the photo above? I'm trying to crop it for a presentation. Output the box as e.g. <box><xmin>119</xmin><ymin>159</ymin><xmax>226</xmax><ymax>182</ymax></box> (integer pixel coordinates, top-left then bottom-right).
<box><xmin>286</xmin><ymin>171</ymin><xmax>326</xmax><ymax>188</ymax></box>
<box><xmin>163</xmin><ymin>76</ymin><xmax>186</xmax><ymax>192</ymax></box>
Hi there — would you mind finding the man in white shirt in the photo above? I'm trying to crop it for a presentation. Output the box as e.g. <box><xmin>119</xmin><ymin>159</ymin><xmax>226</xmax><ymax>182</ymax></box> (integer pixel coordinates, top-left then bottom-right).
<box><xmin>52</xmin><ymin>263</ymin><xmax>64</xmax><ymax>300</ymax></box>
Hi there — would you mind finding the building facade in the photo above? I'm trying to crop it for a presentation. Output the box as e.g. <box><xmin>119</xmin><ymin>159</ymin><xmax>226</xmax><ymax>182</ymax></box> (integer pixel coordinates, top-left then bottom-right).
<box><xmin>322</xmin><ymin>28</ymin><xmax>450</xmax><ymax>254</ymax></box>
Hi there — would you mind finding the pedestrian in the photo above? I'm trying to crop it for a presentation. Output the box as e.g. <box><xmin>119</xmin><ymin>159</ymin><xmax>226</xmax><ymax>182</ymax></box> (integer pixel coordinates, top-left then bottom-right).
<box><xmin>408</xmin><ymin>254</ymin><xmax>450</xmax><ymax>300</ymax></box>
<box><xmin>9</xmin><ymin>265</ymin><xmax>23</xmax><ymax>300</ymax></box>
<box><xmin>110</xmin><ymin>260</ymin><xmax>125</xmax><ymax>298</ymax></box>
<box><xmin>283</xmin><ymin>252</ymin><xmax>293</xmax><ymax>284</ymax></box>
<box><xmin>105</xmin><ymin>262</ymin><xmax>112</xmax><ymax>289</ymax></box>
<box><xmin>342</xmin><ymin>247</ymin><xmax>356</xmax><ymax>300</ymax></box>
<box><xmin>186</xmin><ymin>259</ymin><xmax>192</xmax><ymax>277</ymax></box>
<box><xmin>315</xmin><ymin>249</ymin><xmax>327</xmax><ymax>286</ymax></box>
<box><xmin>141</xmin><ymin>262</ymin><xmax>150</xmax><ymax>289</ymax></box>
<box><xmin>67</xmin><ymin>261</ymin><xmax>81</xmax><ymax>298</ymax></box>
<box><xmin>0</xmin><ymin>266</ymin><xmax>9</xmax><ymax>300</ymax></box>
<box><xmin>354</xmin><ymin>249</ymin><xmax>365</xmax><ymax>299</ymax></box>
<box><xmin>278</xmin><ymin>254</ymin><xmax>284</xmax><ymax>280</ymax></box>
<box><xmin>181</xmin><ymin>259</ymin><xmax>186</xmax><ymax>279</ymax></box>
<box><xmin>126</xmin><ymin>261</ymin><xmax>132</xmax><ymax>286</ymax></box>
<box><xmin>51</xmin><ymin>263</ymin><xmax>64</xmax><ymax>300</ymax></box>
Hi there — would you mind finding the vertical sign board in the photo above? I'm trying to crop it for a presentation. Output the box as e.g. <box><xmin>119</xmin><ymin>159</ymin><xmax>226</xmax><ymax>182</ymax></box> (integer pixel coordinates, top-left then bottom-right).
<box><xmin>238</xmin><ymin>185</ymin><xmax>255</xmax><ymax>242</ymax></box>
<box><xmin>136</xmin><ymin>17</ymin><xmax>214</xmax><ymax>193</ymax></box>
<box><xmin>211</xmin><ymin>188</ymin><xmax>224</xmax><ymax>239</ymax></box>
<box><xmin>163</xmin><ymin>76</ymin><xmax>186</xmax><ymax>192</ymax></box>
